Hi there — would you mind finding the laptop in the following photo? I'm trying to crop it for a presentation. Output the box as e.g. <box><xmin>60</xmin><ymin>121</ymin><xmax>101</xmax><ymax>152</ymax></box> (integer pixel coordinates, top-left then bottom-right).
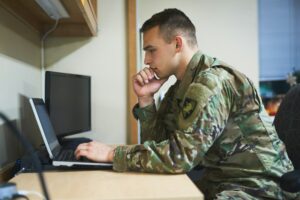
<box><xmin>29</xmin><ymin>98</ymin><xmax>112</xmax><ymax>168</ymax></box>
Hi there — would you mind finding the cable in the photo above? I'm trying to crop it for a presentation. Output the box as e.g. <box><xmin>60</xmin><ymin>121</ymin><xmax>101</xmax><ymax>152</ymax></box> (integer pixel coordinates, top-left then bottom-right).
<box><xmin>41</xmin><ymin>18</ymin><xmax>59</xmax><ymax>42</ymax></box>
<box><xmin>41</xmin><ymin>18</ymin><xmax>59</xmax><ymax>100</ymax></box>
<box><xmin>12</xmin><ymin>194</ymin><xmax>29</xmax><ymax>200</ymax></box>
<box><xmin>0</xmin><ymin>112</ymin><xmax>50</xmax><ymax>200</ymax></box>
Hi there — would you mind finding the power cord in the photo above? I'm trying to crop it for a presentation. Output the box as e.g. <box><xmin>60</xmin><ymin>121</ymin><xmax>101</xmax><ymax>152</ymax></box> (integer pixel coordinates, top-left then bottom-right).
<box><xmin>41</xmin><ymin>18</ymin><xmax>59</xmax><ymax>100</ymax></box>
<box><xmin>0</xmin><ymin>112</ymin><xmax>50</xmax><ymax>200</ymax></box>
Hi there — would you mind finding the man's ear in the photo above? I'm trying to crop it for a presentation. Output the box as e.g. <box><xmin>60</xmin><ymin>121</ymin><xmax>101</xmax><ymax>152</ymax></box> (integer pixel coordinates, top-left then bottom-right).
<box><xmin>175</xmin><ymin>36</ymin><xmax>183</xmax><ymax>52</ymax></box>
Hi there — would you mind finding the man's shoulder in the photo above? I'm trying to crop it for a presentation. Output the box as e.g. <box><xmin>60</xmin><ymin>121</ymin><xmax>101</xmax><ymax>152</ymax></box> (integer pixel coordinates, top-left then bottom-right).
<box><xmin>194</xmin><ymin>70</ymin><xmax>220</xmax><ymax>91</ymax></box>
<box><xmin>193</xmin><ymin>58</ymin><xmax>251</xmax><ymax>92</ymax></box>
<box><xmin>193</xmin><ymin>65</ymin><xmax>231</xmax><ymax>91</ymax></box>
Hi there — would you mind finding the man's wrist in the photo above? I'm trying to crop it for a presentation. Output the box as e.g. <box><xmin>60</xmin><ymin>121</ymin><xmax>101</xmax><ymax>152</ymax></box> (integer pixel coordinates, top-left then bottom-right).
<box><xmin>108</xmin><ymin>148</ymin><xmax>116</xmax><ymax>162</ymax></box>
<box><xmin>138</xmin><ymin>96</ymin><xmax>154</xmax><ymax>107</ymax></box>
<box><xmin>112</xmin><ymin>146</ymin><xmax>128</xmax><ymax>172</ymax></box>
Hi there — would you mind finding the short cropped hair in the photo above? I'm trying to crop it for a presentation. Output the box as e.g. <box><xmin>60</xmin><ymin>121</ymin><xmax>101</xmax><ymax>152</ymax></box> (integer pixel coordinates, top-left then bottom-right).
<box><xmin>141</xmin><ymin>8</ymin><xmax>198</xmax><ymax>48</ymax></box>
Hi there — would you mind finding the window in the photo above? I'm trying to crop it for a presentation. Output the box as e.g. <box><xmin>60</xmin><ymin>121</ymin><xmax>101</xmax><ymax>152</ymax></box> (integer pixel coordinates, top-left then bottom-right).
<box><xmin>259</xmin><ymin>0</ymin><xmax>300</xmax><ymax>81</ymax></box>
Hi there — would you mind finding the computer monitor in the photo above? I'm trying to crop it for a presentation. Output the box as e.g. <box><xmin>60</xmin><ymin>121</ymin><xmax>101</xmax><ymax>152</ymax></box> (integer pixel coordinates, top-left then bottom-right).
<box><xmin>45</xmin><ymin>71</ymin><xmax>91</xmax><ymax>138</ymax></box>
<box><xmin>259</xmin><ymin>79</ymin><xmax>290</xmax><ymax>99</ymax></box>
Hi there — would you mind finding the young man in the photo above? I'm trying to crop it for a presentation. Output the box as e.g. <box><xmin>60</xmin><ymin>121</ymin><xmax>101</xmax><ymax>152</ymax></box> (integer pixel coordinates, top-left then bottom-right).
<box><xmin>75</xmin><ymin>9</ymin><xmax>296</xmax><ymax>199</ymax></box>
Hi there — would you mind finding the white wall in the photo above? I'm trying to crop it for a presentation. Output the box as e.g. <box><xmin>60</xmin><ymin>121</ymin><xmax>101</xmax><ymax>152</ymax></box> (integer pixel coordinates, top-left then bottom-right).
<box><xmin>46</xmin><ymin>0</ymin><xmax>127</xmax><ymax>144</ymax></box>
<box><xmin>0</xmin><ymin>56</ymin><xmax>41</xmax><ymax>118</ymax></box>
<box><xmin>137</xmin><ymin>0</ymin><xmax>259</xmax><ymax>92</ymax></box>
<box><xmin>0</xmin><ymin>6</ymin><xmax>41</xmax><ymax>168</ymax></box>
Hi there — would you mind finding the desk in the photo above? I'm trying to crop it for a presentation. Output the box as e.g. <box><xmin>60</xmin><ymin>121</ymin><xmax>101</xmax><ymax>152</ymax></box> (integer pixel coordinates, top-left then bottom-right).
<box><xmin>10</xmin><ymin>170</ymin><xmax>204</xmax><ymax>200</ymax></box>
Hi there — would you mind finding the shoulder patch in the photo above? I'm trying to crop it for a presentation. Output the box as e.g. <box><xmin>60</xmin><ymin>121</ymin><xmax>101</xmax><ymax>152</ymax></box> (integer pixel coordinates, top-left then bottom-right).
<box><xmin>182</xmin><ymin>97</ymin><xmax>197</xmax><ymax>119</ymax></box>
<box><xmin>178</xmin><ymin>82</ymin><xmax>214</xmax><ymax>130</ymax></box>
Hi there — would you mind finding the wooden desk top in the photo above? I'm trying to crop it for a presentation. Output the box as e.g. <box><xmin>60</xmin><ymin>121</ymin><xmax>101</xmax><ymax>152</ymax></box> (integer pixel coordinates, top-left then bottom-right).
<box><xmin>10</xmin><ymin>170</ymin><xmax>204</xmax><ymax>200</ymax></box>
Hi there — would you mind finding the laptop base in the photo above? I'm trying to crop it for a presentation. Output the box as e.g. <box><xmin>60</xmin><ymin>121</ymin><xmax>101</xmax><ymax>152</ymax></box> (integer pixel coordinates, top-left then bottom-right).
<box><xmin>15</xmin><ymin>148</ymin><xmax>112</xmax><ymax>174</ymax></box>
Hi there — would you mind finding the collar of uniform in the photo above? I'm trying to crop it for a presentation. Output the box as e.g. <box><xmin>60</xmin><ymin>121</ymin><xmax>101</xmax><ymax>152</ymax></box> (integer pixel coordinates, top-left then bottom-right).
<box><xmin>175</xmin><ymin>51</ymin><xmax>203</xmax><ymax>102</ymax></box>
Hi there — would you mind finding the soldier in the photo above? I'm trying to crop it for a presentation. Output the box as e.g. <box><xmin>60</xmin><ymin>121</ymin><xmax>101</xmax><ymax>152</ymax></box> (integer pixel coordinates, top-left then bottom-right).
<box><xmin>75</xmin><ymin>8</ymin><xmax>296</xmax><ymax>199</ymax></box>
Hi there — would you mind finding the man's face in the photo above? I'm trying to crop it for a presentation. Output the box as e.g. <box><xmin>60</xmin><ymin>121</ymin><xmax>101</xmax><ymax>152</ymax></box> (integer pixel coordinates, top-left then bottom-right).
<box><xmin>143</xmin><ymin>26</ymin><xmax>177</xmax><ymax>79</ymax></box>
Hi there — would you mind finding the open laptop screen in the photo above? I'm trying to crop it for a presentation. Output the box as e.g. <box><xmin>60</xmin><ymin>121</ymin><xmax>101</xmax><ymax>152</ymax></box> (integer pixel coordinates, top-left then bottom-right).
<box><xmin>30</xmin><ymin>98</ymin><xmax>113</xmax><ymax>168</ymax></box>
<box><xmin>30</xmin><ymin>98</ymin><xmax>60</xmax><ymax>156</ymax></box>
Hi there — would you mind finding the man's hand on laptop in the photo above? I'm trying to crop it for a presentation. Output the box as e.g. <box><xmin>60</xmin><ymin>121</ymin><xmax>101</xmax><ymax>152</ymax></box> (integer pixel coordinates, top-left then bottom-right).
<box><xmin>74</xmin><ymin>141</ymin><xmax>115</xmax><ymax>163</ymax></box>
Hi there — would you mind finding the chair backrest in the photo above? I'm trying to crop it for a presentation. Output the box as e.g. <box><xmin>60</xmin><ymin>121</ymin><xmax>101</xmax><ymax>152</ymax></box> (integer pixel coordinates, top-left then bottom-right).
<box><xmin>274</xmin><ymin>84</ymin><xmax>300</xmax><ymax>169</ymax></box>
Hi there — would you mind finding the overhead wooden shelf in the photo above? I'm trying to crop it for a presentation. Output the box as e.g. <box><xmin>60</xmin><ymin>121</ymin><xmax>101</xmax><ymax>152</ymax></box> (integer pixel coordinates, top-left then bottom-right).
<box><xmin>0</xmin><ymin>0</ymin><xmax>98</xmax><ymax>37</ymax></box>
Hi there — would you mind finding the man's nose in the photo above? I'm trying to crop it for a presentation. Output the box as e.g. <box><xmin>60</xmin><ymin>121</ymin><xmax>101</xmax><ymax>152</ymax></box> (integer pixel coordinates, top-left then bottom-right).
<box><xmin>144</xmin><ymin>53</ymin><xmax>151</xmax><ymax>65</ymax></box>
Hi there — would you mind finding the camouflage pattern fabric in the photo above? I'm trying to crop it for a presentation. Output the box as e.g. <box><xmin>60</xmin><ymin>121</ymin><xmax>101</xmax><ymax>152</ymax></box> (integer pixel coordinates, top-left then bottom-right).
<box><xmin>113</xmin><ymin>51</ymin><xmax>297</xmax><ymax>199</ymax></box>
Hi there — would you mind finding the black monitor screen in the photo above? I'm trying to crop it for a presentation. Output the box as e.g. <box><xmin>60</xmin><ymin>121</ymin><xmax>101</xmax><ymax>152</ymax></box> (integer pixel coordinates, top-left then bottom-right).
<box><xmin>45</xmin><ymin>71</ymin><xmax>91</xmax><ymax>138</ymax></box>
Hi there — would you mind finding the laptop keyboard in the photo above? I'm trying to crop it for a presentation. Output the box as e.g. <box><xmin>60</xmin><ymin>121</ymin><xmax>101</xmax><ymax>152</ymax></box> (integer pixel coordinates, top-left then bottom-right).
<box><xmin>57</xmin><ymin>150</ymin><xmax>77</xmax><ymax>161</ymax></box>
<box><xmin>57</xmin><ymin>149</ymin><xmax>93</xmax><ymax>162</ymax></box>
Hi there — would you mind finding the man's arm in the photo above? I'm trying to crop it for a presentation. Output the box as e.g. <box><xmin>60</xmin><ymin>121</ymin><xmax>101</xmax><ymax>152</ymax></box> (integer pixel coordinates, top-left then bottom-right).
<box><xmin>133</xmin><ymin>83</ymin><xmax>178</xmax><ymax>143</ymax></box>
<box><xmin>75</xmin><ymin>67</ymin><xmax>168</xmax><ymax>162</ymax></box>
<box><xmin>113</xmin><ymin>76</ymin><xmax>232</xmax><ymax>173</ymax></box>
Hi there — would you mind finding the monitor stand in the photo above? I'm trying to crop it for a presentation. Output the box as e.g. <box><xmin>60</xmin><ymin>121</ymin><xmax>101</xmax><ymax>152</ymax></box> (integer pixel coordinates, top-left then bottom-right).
<box><xmin>58</xmin><ymin>137</ymin><xmax>92</xmax><ymax>150</ymax></box>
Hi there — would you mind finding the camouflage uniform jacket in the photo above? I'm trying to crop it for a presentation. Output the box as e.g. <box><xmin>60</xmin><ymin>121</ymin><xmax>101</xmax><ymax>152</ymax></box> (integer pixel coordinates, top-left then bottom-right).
<box><xmin>113</xmin><ymin>51</ymin><xmax>294</xmax><ymax>199</ymax></box>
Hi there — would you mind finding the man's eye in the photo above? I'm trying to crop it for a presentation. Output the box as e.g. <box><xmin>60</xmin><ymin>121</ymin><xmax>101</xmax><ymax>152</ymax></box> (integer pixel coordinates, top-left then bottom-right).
<box><xmin>149</xmin><ymin>49</ymin><xmax>156</xmax><ymax>53</ymax></box>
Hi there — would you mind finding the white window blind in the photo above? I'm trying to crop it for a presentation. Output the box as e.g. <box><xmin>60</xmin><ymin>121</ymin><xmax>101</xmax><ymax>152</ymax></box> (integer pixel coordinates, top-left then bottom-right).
<box><xmin>259</xmin><ymin>0</ymin><xmax>298</xmax><ymax>81</ymax></box>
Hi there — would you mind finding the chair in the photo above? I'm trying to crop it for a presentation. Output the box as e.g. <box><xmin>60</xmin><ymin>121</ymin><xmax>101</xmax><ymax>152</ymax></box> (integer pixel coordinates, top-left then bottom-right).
<box><xmin>273</xmin><ymin>84</ymin><xmax>300</xmax><ymax>192</ymax></box>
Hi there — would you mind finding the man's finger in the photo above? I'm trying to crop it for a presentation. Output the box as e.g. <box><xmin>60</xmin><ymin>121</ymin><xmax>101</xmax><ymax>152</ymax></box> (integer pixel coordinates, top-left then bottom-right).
<box><xmin>139</xmin><ymin>70</ymin><xmax>149</xmax><ymax>84</ymax></box>
<box><xmin>135</xmin><ymin>74</ymin><xmax>145</xmax><ymax>86</ymax></box>
<box><xmin>143</xmin><ymin>68</ymin><xmax>154</xmax><ymax>80</ymax></box>
<box><xmin>75</xmin><ymin>149</ymin><xmax>88</xmax><ymax>159</ymax></box>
